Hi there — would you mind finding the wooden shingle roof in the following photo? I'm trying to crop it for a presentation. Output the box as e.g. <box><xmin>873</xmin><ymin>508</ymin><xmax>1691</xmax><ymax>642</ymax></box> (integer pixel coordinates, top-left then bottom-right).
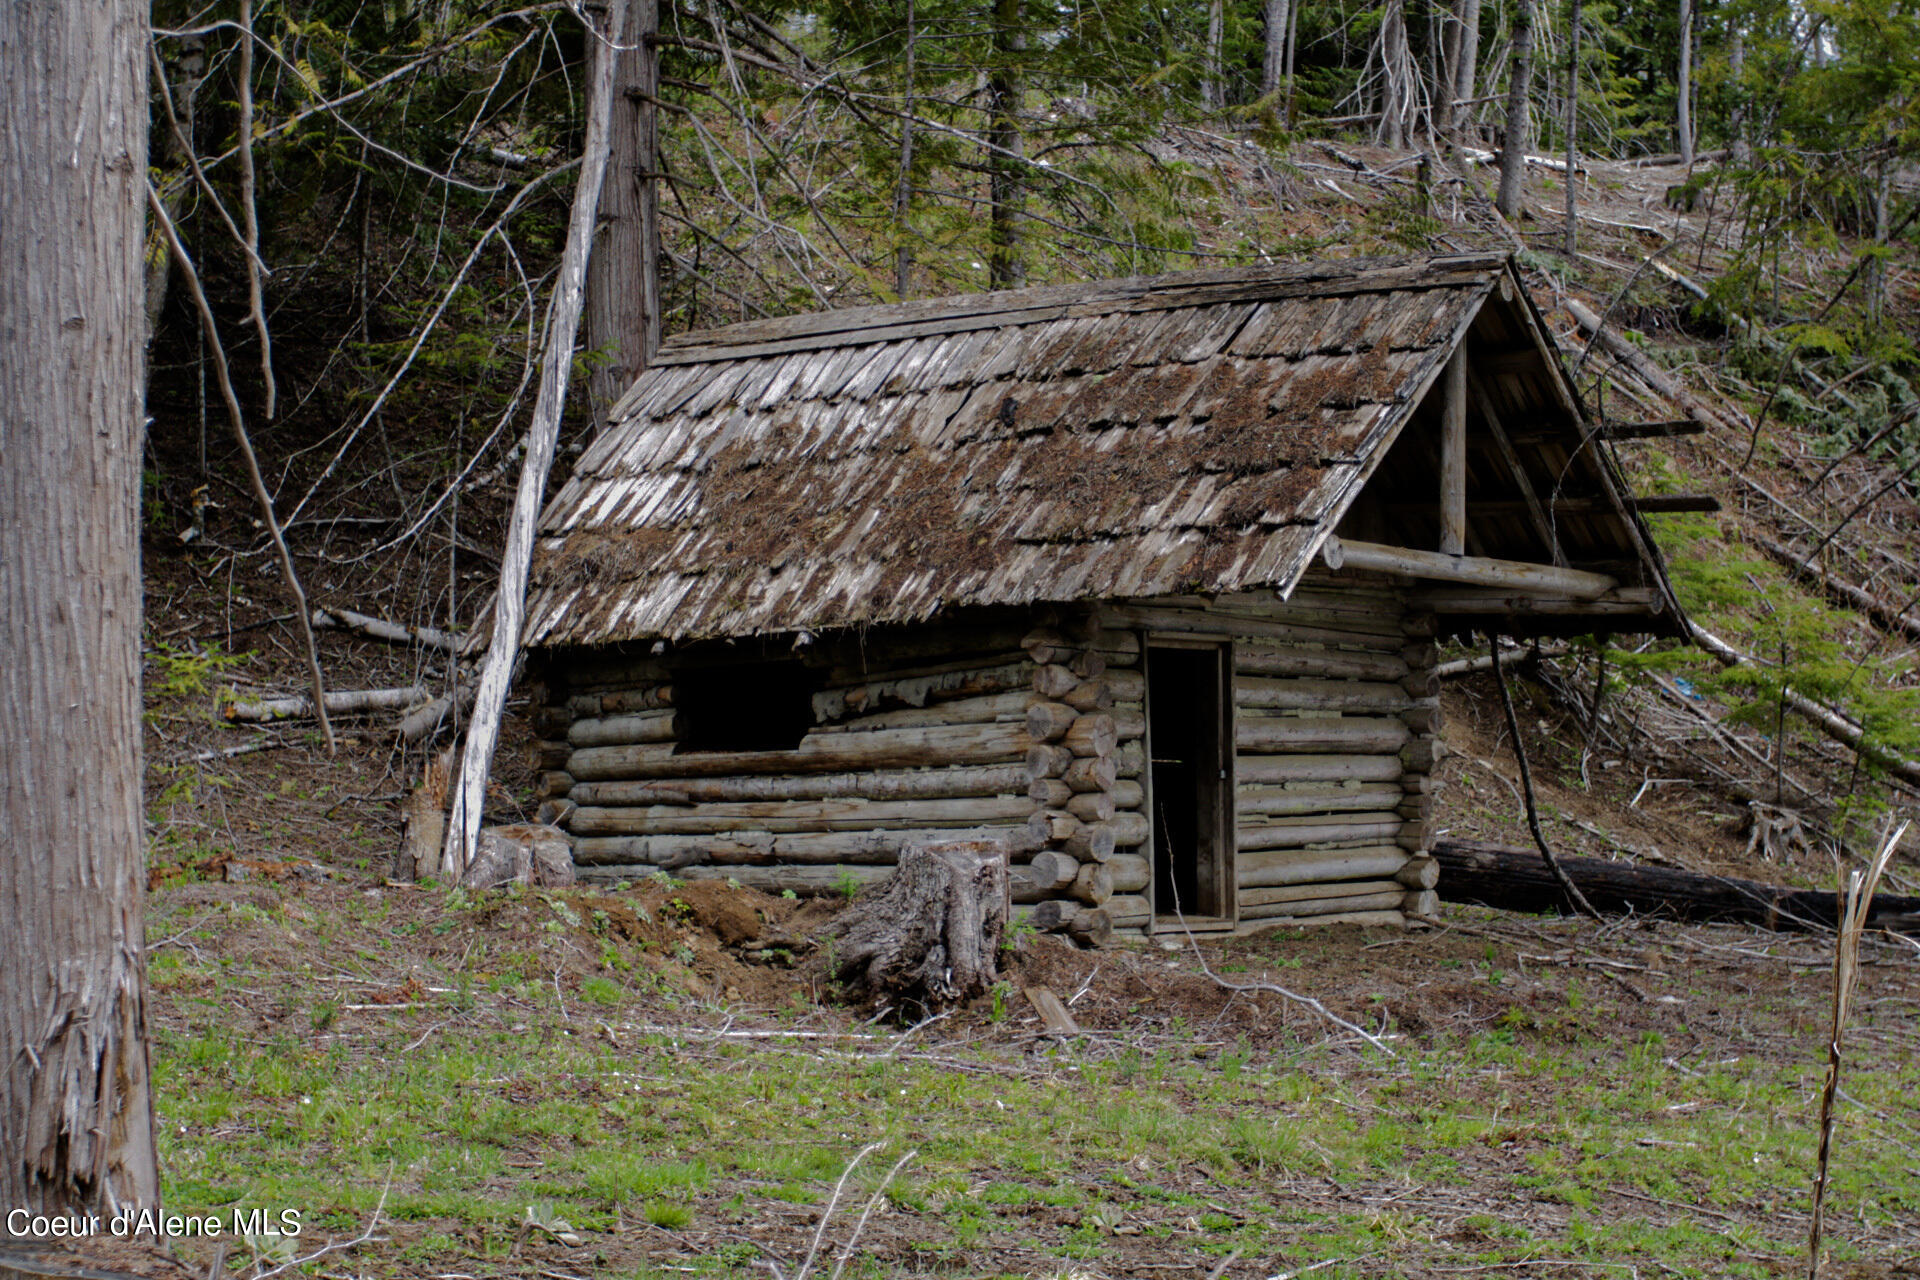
<box><xmin>525</xmin><ymin>253</ymin><xmax>1527</xmax><ymax>646</ymax></box>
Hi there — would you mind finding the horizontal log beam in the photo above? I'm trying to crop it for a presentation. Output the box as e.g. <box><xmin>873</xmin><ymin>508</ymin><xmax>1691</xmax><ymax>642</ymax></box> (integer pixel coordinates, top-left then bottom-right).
<box><xmin>1238</xmin><ymin>891</ymin><xmax>1406</xmax><ymax>920</ymax></box>
<box><xmin>1236</xmin><ymin>753</ymin><xmax>1405</xmax><ymax>784</ymax></box>
<box><xmin>1235</xmin><ymin>676</ymin><xmax>1413</xmax><ymax>714</ymax></box>
<box><xmin>568</xmin><ymin>721</ymin><xmax>1030</xmax><ymax>781</ymax></box>
<box><xmin>1239</xmin><ymin>845</ymin><xmax>1409</xmax><ymax>888</ymax></box>
<box><xmin>1236</xmin><ymin>716</ymin><xmax>1411</xmax><ymax>755</ymax></box>
<box><xmin>1240</xmin><ymin>878</ymin><xmax>1406</xmax><ymax>908</ymax></box>
<box><xmin>569</xmin><ymin>763</ymin><xmax>1032</xmax><ymax>807</ymax></box>
<box><xmin>1321</xmin><ymin>538</ymin><xmax>1618</xmax><ymax>600</ymax></box>
<box><xmin>570</xmin><ymin>795</ymin><xmax>1035</xmax><ymax>835</ymax></box>
<box><xmin>1600</xmin><ymin>419</ymin><xmax>1705</xmax><ymax>440</ymax></box>
<box><xmin>1237</xmin><ymin>816</ymin><xmax>1403</xmax><ymax>851</ymax></box>
<box><xmin>1407</xmin><ymin>587</ymin><xmax>1661</xmax><ymax>616</ymax></box>
<box><xmin>573</xmin><ymin>824</ymin><xmax>1040</xmax><ymax>868</ymax></box>
<box><xmin>1629</xmin><ymin>493</ymin><xmax>1722</xmax><ymax>514</ymax></box>
<box><xmin>1236</xmin><ymin>784</ymin><xmax>1407</xmax><ymax>817</ymax></box>
<box><xmin>1235</xmin><ymin>645</ymin><xmax>1410</xmax><ymax>683</ymax></box>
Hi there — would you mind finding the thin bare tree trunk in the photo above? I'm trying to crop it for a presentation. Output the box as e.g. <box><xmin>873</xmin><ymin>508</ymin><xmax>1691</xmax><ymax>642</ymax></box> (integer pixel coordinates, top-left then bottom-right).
<box><xmin>237</xmin><ymin>0</ymin><xmax>275</xmax><ymax>418</ymax></box>
<box><xmin>1262</xmin><ymin>0</ymin><xmax>1290</xmax><ymax>98</ymax></box>
<box><xmin>1</xmin><ymin>0</ymin><xmax>161</xmax><ymax>1221</ymax></box>
<box><xmin>1728</xmin><ymin>22</ymin><xmax>1749</xmax><ymax>165</ymax></box>
<box><xmin>987</xmin><ymin>0</ymin><xmax>1026</xmax><ymax>289</ymax></box>
<box><xmin>1284</xmin><ymin>0</ymin><xmax>1301</xmax><ymax>125</ymax></box>
<box><xmin>1378</xmin><ymin>0</ymin><xmax>1412</xmax><ymax>149</ymax></box>
<box><xmin>1205</xmin><ymin>0</ymin><xmax>1225</xmax><ymax>110</ymax></box>
<box><xmin>895</xmin><ymin>0</ymin><xmax>917</xmax><ymax>297</ymax></box>
<box><xmin>1564</xmin><ymin>0</ymin><xmax>1581</xmax><ymax>256</ymax></box>
<box><xmin>585</xmin><ymin>0</ymin><xmax>660</xmax><ymax>428</ymax></box>
<box><xmin>1437</xmin><ymin>0</ymin><xmax>1464</xmax><ymax>137</ymax></box>
<box><xmin>1677</xmin><ymin>0</ymin><xmax>1694</xmax><ymax>168</ymax></box>
<box><xmin>1455</xmin><ymin>0</ymin><xmax>1482</xmax><ymax>139</ymax></box>
<box><xmin>445</xmin><ymin>0</ymin><xmax>628</xmax><ymax>879</ymax></box>
<box><xmin>1496</xmin><ymin>0</ymin><xmax>1536</xmax><ymax>217</ymax></box>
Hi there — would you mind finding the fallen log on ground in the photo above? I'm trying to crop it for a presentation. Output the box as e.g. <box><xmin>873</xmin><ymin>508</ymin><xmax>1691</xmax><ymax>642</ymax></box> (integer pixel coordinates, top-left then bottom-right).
<box><xmin>1749</xmin><ymin>534</ymin><xmax>1920</xmax><ymax>643</ymax></box>
<box><xmin>224</xmin><ymin>684</ymin><xmax>427</xmax><ymax>722</ymax></box>
<box><xmin>1432</xmin><ymin>838</ymin><xmax>1920</xmax><ymax>932</ymax></box>
<box><xmin>311</xmin><ymin>606</ymin><xmax>462</xmax><ymax>653</ymax></box>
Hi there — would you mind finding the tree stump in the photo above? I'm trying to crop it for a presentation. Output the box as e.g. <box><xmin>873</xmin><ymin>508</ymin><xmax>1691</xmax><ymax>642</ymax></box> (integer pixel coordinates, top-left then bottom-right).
<box><xmin>819</xmin><ymin>839</ymin><xmax>1008</xmax><ymax>1012</ymax></box>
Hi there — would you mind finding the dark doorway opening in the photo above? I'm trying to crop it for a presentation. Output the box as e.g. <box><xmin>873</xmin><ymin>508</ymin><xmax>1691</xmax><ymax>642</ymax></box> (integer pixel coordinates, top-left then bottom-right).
<box><xmin>1147</xmin><ymin>644</ymin><xmax>1232</xmax><ymax>923</ymax></box>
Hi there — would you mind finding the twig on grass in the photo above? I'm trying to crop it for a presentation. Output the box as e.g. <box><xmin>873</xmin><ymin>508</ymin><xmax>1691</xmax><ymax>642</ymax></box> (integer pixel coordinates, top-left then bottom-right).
<box><xmin>1170</xmin><ymin>910</ymin><xmax>1398</xmax><ymax>1057</ymax></box>
<box><xmin>826</xmin><ymin>1148</ymin><xmax>917</xmax><ymax>1280</ymax></box>
<box><xmin>252</xmin><ymin>1169</ymin><xmax>391</xmax><ymax>1279</ymax></box>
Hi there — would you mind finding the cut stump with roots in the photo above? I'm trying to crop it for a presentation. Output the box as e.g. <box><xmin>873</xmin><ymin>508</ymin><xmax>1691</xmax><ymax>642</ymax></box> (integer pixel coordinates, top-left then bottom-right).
<box><xmin>819</xmin><ymin>839</ymin><xmax>1009</xmax><ymax>1013</ymax></box>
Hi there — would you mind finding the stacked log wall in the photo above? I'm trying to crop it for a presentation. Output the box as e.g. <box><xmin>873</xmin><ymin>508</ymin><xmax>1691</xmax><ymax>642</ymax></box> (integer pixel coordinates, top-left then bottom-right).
<box><xmin>545</xmin><ymin>627</ymin><xmax>1047</xmax><ymax>896</ymax></box>
<box><xmin>1100</xmin><ymin>573</ymin><xmax>1437</xmax><ymax>932</ymax></box>
<box><xmin>1010</xmin><ymin>621</ymin><xmax>1141</xmax><ymax>946</ymax></box>
<box><xmin>530</xmin><ymin>575</ymin><xmax>1442</xmax><ymax>942</ymax></box>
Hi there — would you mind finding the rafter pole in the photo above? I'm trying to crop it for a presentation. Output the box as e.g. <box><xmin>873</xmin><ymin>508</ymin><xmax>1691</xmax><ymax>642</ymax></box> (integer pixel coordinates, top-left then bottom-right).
<box><xmin>1440</xmin><ymin>344</ymin><xmax>1468</xmax><ymax>555</ymax></box>
<box><xmin>1468</xmin><ymin>371</ymin><xmax>1567</xmax><ymax>566</ymax></box>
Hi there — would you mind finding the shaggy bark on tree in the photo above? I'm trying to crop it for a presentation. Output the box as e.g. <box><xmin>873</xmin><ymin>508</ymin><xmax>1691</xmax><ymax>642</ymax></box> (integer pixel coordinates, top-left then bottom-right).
<box><xmin>0</xmin><ymin>0</ymin><xmax>161</xmax><ymax>1219</ymax></box>
<box><xmin>817</xmin><ymin>841</ymin><xmax>1009</xmax><ymax>1013</ymax></box>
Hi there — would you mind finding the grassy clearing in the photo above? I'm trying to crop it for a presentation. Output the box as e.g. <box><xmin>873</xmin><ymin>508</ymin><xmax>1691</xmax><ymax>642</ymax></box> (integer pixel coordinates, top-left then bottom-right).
<box><xmin>144</xmin><ymin>880</ymin><xmax>1920</xmax><ymax>1278</ymax></box>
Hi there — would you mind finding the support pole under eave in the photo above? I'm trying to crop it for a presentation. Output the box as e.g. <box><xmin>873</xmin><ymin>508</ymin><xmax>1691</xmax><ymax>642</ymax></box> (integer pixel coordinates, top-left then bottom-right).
<box><xmin>1440</xmin><ymin>344</ymin><xmax>1468</xmax><ymax>555</ymax></box>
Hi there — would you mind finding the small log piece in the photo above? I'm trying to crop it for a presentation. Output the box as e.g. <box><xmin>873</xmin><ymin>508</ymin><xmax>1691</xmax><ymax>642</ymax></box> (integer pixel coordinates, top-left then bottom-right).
<box><xmin>1064</xmin><ymin>756</ymin><xmax>1118</xmax><ymax>793</ymax></box>
<box><xmin>459</xmin><ymin>823</ymin><xmax>575</xmax><ymax>889</ymax></box>
<box><xmin>1027</xmin><ymin>701</ymin><xmax>1078</xmax><ymax>742</ymax></box>
<box><xmin>1063</xmin><ymin>714</ymin><xmax>1116</xmax><ymax>758</ymax></box>
<box><xmin>1071</xmin><ymin>862</ymin><xmax>1115</xmax><ymax>905</ymax></box>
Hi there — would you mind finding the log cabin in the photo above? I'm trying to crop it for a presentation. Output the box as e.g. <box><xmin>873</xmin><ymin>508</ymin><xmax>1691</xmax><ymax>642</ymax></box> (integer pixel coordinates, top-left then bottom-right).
<box><xmin>517</xmin><ymin>252</ymin><xmax>1686</xmax><ymax>942</ymax></box>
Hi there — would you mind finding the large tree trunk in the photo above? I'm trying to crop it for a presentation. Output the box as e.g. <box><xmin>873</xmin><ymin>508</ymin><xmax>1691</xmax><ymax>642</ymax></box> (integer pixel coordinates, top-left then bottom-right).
<box><xmin>986</xmin><ymin>0</ymin><xmax>1026</xmax><ymax>289</ymax></box>
<box><xmin>1496</xmin><ymin>0</ymin><xmax>1536</xmax><ymax>218</ymax></box>
<box><xmin>0</xmin><ymin>0</ymin><xmax>161</xmax><ymax>1221</ymax></box>
<box><xmin>444</xmin><ymin>0</ymin><xmax>628</xmax><ymax>878</ymax></box>
<box><xmin>1262</xmin><ymin>0</ymin><xmax>1291</xmax><ymax>98</ymax></box>
<box><xmin>585</xmin><ymin>0</ymin><xmax>661</xmax><ymax>428</ymax></box>
<box><xmin>818</xmin><ymin>841</ymin><xmax>1010</xmax><ymax>1014</ymax></box>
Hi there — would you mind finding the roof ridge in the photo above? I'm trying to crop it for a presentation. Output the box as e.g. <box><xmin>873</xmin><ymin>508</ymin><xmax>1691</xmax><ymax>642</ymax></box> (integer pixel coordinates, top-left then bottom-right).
<box><xmin>653</xmin><ymin>252</ymin><xmax>1512</xmax><ymax>366</ymax></box>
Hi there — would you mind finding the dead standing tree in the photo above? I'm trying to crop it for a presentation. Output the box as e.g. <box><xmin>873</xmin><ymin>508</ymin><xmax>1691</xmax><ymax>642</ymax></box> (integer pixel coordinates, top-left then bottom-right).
<box><xmin>443</xmin><ymin>0</ymin><xmax>629</xmax><ymax>879</ymax></box>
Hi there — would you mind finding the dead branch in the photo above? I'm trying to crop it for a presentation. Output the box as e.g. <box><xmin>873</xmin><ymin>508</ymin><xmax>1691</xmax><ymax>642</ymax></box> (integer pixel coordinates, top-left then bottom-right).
<box><xmin>144</xmin><ymin>183</ymin><xmax>335</xmax><ymax>754</ymax></box>
<box><xmin>1489</xmin><ymin>640</ymin><xmax>1601</xmax><ymax>919</ymax></box>
<box><xmin>310</xmin><ymin>607</ymin><xmax>462</xmax><ymax>653</ymax></box>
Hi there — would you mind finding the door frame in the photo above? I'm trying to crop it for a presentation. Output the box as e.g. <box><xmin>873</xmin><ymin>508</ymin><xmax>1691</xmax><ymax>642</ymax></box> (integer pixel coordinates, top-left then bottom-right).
<box><xmin>1142</xmin><ymin>635</ymin><xmax>1237</xmax><ymax>933</ymax></box>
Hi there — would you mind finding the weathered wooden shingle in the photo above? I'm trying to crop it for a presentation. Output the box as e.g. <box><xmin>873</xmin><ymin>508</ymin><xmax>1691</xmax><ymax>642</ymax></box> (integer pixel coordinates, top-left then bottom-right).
<box><xmin>525</xmin><ymin>254</ymin><xmax>1509</xmax><ymax>646</ymax></box>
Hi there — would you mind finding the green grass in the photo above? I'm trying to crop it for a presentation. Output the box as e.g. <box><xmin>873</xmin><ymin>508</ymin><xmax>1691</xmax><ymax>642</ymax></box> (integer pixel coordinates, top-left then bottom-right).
<box><xmin>140</xmin><ymin>885</ymin><xmax>1920</xmax><ymax>1278</ymax></box>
